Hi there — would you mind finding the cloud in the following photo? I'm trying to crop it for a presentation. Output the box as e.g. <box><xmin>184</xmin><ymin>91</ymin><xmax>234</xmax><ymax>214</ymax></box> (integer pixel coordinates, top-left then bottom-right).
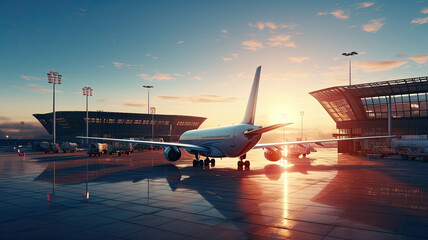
<box><xmin>157</xmin><ymin>94</ymin><xmax>238</xmax><ymax>103</ymax></box>
<box><xmin>249</xmin><ymin>22</ymin><xmax>275</xmax><ymax>30</ymax></box>
<box><xmin>318</xmin><ymin>9</ymin><xmax>349</xmax><ymax>20</ymax></box>
<box><xmin>411</xmin><ymin>16</ymin><xmax>428</xmax><ymax>24</ymax></box>
<box><xmin>268</xmin><ymin>34</ymin><xmax>296</xmax><ymax>48</ymax></box>
<box><xmin>408</xmin><ymin>55</ymin><xmax>428</xmax><ymax>64</ymax></box>
<box><xmin>356</xmin><ymin>2</ymin><xmax>375</xmax><ymax>9</ymax></box>
<box><xmin>113</xmin><ymin>61</ymin><xmax>144</xmax><ymax>69</ymax></box>
<box><xmin>0</xmin><ymin>116</ymin><xmax>11</xmax><ymax>122</ymax></box>
<box><xmin>113</xmin><ymin>62</ymin><xmax>124</xmax><ymax>69</ymax></box>
<box><xmin>74</xmin><ymin>8</ymin><xmax>87</xmax><ymax>16</ymax></box>
<box><xmin>355</xmin><ymin>60</ymin><xmax>408</xmax><ymax>72</ymax></box>
<box><xmin>221</xmin><ymin>29</ymin><xmax>227</xmax><ymax>33</ymax></box>
<box><xmin>13</xmin><ymin>83</ymin><xmax>64</xmax><ymax>94</ymax></box>
<box><xmin>222</xmin><ymin>53</ymin><xmax>238</xmax><ymax>61</ymax></box>
<box><xmin>395</xmin><ymin>53</ymin><xmax>408</xmax><ymax>58</ymax></box>
<box><xmin>138</xmin><ymin>72</ymin><xmax>176</xmax><ymax>81</ymax></box>
<box><xmin>242</xmin><ymin>40</ymin><xmax>263</xmax><ymax>51</ymax></box>
<box><xmin>422</xmin><ymin>8</ymin><xmax>428</xmax><ymax>14</ymax></box>
<box><xmin>190</xmin><ymin>76</ymin><xmax>202</xmax><ymax>80</ymax></box>
<box><xmin>123</xmin><ymin>100</ymin><xmax>146</xmax><ymax>108</ymax></box>
<box><xmin>361</xmin><ymin>19</ymin><xmax>385</xmax><ymax>32</ymax></box>
<box><xmin>248</xmin><ymin>22</ymin><xmax>297</xmax><ymax>30</ymax></box>
<box><xmin>20</xmin><ymin>75</ymin><xmax>42</xmax><ymax>81</ymax></box>
<box><xmin>146</xmin><ymin>53</ymin><xmax>159</xmax><ymax>60</ymax></box>
<box><xmin>289</xmin><ymin>57</ymin><xmax>310</xmax><ymax>63</ymax></box>
<box><xmin>177</xmin><ymin>40</ymin><xmax>184</xmax><ymax>44</ymax></box>
<box><xmin>97</xmin><ymin>65</ymin><xmax>105</xmax><ymax>68</ymax></box>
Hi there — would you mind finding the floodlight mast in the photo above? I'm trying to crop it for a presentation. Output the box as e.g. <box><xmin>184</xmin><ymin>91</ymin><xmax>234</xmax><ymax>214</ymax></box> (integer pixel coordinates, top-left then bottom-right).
<box><xmin>47</xmin><ymin>72</ymin><xmax>62</xmax><ymax>144</ymax></box>
<box><xmin>142</xmin><ymin>85</ymin><xmax>154</xmax><ymax>114</ymax></box>
<box><xmin>342</xmin><ymin>51</ymin><xmax>358</xmax><ymax>85</ymax></box>
<box><xmin>82</xmin><ymin>87</ymin><xmax>93</xmax><ymax>146</ymax></box>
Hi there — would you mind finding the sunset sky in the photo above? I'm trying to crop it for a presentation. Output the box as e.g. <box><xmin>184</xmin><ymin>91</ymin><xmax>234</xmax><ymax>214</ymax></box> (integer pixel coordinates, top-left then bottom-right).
<box><xmin>1</xmin><ymin>0</ymin><xmax>427</xmax><ymax>140</ymax></box>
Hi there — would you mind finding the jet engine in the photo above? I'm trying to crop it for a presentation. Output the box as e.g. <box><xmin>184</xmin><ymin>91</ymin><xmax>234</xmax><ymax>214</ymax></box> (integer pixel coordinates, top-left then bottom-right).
<box><xmin>264</xmin><ymin>147</ymin><xmax>282</xmax><ymax>162</ymax></box>
<box><xmin>163</xmin><ymin>147</ymin><xmax>181</xmax><ymax>162</ymax></box>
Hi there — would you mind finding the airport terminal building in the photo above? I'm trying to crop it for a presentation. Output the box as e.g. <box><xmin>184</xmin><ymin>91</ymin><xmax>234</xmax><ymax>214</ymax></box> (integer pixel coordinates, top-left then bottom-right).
<box><xmin>310</xmin><ymin>76</ymin><xmax>428</xmax><ymax>154</ymax></box>
<box><xmin>33</xmin><ymin>111</ymin><xmax>206</xmax><ymax>143</ymax></box>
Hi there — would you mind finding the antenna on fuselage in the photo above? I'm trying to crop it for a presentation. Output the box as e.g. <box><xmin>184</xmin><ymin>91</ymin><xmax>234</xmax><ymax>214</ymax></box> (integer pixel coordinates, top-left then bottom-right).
<box><xmin>241</xmin><ymin>66</ymin><xmax>261</xmax><ymax>125</ymax></box>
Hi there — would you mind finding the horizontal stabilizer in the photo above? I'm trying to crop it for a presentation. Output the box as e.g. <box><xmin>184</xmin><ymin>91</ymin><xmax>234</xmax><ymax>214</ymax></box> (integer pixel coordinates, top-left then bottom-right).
<box><xmin>244</xmin><ymin>123</ymin><xmax>293</xmax><ymax>137</ymax></box>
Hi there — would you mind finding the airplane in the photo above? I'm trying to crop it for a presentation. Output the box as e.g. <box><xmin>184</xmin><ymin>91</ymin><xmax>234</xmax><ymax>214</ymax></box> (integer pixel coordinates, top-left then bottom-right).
<box><xmin>78</xmin><ymin>66</ymin><xmax>392</xmax><ymax>170</ymax></box>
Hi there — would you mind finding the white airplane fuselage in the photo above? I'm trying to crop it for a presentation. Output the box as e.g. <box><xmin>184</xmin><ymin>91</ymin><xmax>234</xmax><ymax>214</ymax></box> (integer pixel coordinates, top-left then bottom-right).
<box><xmin>179</xmin><ymin>124</ymin><xmax>262</xmax><ymax>158</ymax></box>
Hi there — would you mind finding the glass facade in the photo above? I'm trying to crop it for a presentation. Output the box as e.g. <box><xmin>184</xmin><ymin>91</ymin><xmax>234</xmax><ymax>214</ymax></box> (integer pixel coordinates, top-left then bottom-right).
<box><xmin>34</xmin><ymin>111</ymin><xmax>206</xmax><ymax>142</ymax></box>
<box><xmin>361</xmin><ymin>93</ymin><xmax>428</xmax><ymax>119</ymax></box>
<box><xmin>310</xmin><ymin>88</ymin><xmax>357</xmax><ymax>122</ymax></box>
<box><xmin>310</xmin><ymin>76</ymin><xmax>428</xmax><ymax>154</ymax></box>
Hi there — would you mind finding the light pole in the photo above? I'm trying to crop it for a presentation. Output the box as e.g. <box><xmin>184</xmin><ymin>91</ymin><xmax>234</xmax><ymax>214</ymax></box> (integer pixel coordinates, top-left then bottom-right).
<box><xmin>82</xmin><ymin>87</ymin><xmax>93</xmax><ymax>146</ymax></box>
<box><xmin>300</xmin><ymin>111</ymin><xmax>304</xmax><ymax>140</ymax></box>
<box><xmin>342</xmin><ymin>51</ymin><xmax>358</xmax><ymax>86</ymax></box>
<box><xmin>47</xmin><ymin>72</ymin><xmax>62</xmax><ymax>144</ymax></box>
<box><xmin>150</xmin><ymin>107</ymin><xmax>156</xmax><ymax>140</ymax></box>
<box><xmin>142</xmin><ymin>85</ymin><xmax>154</xmax><ymax>114</ymax></box>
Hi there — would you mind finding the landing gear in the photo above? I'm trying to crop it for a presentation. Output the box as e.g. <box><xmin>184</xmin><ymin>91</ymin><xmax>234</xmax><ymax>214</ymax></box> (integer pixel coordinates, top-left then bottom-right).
<box><xmin>238</xmin><ymin>161</ymin><xmax>243</xmax><ymax>170</ymax></box>
<box><xmin>237</xmin><ymin>155</ymin><xmax>250</xmax><ymax>170</ymax></box>
<box><xmin>193</xmin><ymin>160</ymin><xmax>198</xmax><ymax>167</ymax></box>
<box><xmin>204</xmin><ymin>158</ymin><xmax>210</xmax><ymax>166</ymax></box>
<box><xmin>244</xmin><ymin>160</ymin><xmax>250</xmax><ymax>168</ymax></box>
<box><xmin>210</xmin><ymin>158</ymin><xmax>215</xmax><ymax>166</ymax></box>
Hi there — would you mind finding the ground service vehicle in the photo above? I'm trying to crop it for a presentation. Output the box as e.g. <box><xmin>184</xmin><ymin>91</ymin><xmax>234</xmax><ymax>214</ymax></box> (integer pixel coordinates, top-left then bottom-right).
<box><xmin>88</xmin><ymin>143</ymin><xmax>108</xmax><ymax>157</ymax></box>
<box><xmin>392</xmin><ymin>139</ymin><xmax>428</xmax><ymax>161</ymax></box>
<box><xmin>46</xmin><ymin>143</ymin><xmax>60</xmax><ymax>153</ymax></box>
<box><xmin>61</xmin><ymin>142</ymin><xmax>78</xmax><ymax>153</ymax></box>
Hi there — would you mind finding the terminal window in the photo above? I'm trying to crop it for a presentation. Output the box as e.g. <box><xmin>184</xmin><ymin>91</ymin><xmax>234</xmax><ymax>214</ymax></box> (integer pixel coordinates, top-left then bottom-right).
<box><xmin>362</xmin><ymin>93</ymin><xmax>428</xmax><ymax>119</ymax></box>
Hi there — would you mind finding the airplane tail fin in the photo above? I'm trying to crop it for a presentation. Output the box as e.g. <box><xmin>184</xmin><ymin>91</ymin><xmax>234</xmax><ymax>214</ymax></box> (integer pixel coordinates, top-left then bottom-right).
<box><xmin>244</xmin><ymin>123</ymin><xmax>292</xmax><ymax>137</ymax></box>
<box><xmin>241</xmin><ymin>66</ymin><xmax>261</xmax><ymax>125</ymax></box>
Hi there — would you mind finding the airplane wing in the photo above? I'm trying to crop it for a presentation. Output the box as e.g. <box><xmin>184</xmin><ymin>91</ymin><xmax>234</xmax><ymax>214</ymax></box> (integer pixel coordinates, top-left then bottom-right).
<box><xmin>77</xmin><ymin>136</ymin><xmax>210</xmax><ymax>152</ymax></box>
<box><xmin>253</xmin><ymin>135</ymin><xmax>394</xmax><ymax>149</ymax></box>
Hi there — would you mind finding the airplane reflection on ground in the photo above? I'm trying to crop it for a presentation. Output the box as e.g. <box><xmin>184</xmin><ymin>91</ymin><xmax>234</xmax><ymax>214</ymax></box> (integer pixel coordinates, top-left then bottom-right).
<box><xmin>1</xmin><ymin>148</ymin><xmax>428</xmax><ymax>239</ymax></box>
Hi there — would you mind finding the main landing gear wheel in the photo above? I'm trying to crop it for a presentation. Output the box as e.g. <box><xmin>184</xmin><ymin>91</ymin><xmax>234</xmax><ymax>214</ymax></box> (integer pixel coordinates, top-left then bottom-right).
<box><xmin>210</xmin><ymin>158</ymin><xmax>215</xmax><ymax>166</ymax></box>
<box><xmin>238</xmin><ymin>160</ymin><xmax>250</xmax><ymax>170</ymax></box>
<box><xmin>204</xmin><ymin>158</ymin><xmax>210</xmax><ymax>166</ymax></box>
<box><xmin>238</xmin><ymin>161</ymin><xmax>244</xmax><ymax>170</ymax></box>
<box><xmin>244</xmin><ymin>161</ymin><xmax>250</xmax><ymax>168</ymax></box>
<box><xmin>199</xmin><ymin>160</ymin><xmax>204</xmax><ymax>166</ymax></box>
<box><xmin>193</xmin><ymin>160</ymin><xmax>198</xmax><ymax>167</ymax></box>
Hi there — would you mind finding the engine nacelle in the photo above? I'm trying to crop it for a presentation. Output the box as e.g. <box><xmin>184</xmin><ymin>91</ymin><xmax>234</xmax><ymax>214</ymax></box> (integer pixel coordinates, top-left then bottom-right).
<box><xmin>164</xmin><ymin>147</ymin><xmax>181</xmax><ymax>162</ymax></box>
<box><xmin>264</xmin><ymin>148</ymin><xmax>282</xmax><ymax>162</ymax></box>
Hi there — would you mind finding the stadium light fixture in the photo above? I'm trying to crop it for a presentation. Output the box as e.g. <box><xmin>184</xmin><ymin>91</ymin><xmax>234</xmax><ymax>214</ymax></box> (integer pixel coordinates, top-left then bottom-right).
<box><xmin>47</xmin><ymin>72</ymin><xmax>62</xmax><ymax>144</ymax></box>
<box><xmin>142</xmin><ymin>85</ymin><xmax>154</xmax><ymax>114</ymax></box>
<box><xmin>82</xmin><ymin>87</ymin><xmax>93</xmax><ymax>146</ymax></box>
<box><xmin>341</xmin><ymin>52</ymin><xmax>358</xmax><ymax>85</ymax></box>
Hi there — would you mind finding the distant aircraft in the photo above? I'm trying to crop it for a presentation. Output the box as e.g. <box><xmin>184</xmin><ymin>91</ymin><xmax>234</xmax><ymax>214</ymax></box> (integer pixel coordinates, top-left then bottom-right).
<box><xmin>79</xmin><ymin>66</ymin><xmax>391</xmax><ymax>169</ymax></box>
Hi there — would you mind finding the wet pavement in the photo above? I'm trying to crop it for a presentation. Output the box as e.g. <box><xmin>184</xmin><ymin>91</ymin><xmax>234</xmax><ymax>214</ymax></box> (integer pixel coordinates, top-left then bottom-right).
<box><xmin>1</xmin><ymin>148</ymin><xmax>428</xmax><ymax>239</ymax></box>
